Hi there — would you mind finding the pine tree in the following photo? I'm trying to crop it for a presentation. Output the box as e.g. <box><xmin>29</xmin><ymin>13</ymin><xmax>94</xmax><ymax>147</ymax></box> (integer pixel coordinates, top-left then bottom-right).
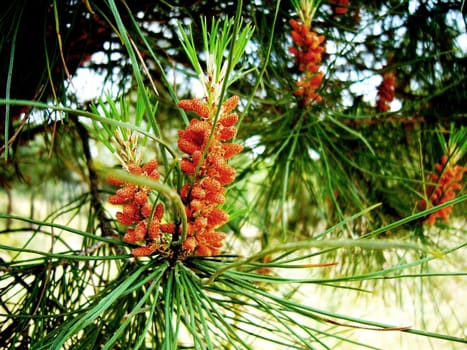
<box><xmin>1</xmin><ymin>1</ymin><xmax>465</xmax><ymax>349</ymax></box>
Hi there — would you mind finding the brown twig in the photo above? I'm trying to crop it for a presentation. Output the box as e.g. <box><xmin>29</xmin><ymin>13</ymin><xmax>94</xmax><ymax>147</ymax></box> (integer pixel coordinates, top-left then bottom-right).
<box><xmin>72</xmin><ymin>117</ymin><xmax>114</xmax><ymax>238</ymax></box>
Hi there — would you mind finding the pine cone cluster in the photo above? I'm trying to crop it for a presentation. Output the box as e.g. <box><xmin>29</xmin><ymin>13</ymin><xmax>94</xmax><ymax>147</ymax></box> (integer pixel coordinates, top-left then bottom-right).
<box><xmin>289</xmin><ymin>18</ymin><xmax>325</xmax><ymax>105</ymax></box>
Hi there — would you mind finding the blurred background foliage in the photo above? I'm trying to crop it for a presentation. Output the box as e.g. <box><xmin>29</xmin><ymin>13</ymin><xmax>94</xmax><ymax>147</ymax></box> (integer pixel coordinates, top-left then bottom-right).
<box><xmin>0</xmin><ymin>0</ymin><xmax>466</xmax><ymax>349</ymax></box>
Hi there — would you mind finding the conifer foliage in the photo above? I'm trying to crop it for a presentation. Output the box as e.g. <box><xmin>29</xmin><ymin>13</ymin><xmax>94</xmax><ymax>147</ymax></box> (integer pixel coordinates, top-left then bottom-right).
<box><xmin>0</xmin><ymin>0</ymin><xmax>466</xmax><ymax>349</ymax></box>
